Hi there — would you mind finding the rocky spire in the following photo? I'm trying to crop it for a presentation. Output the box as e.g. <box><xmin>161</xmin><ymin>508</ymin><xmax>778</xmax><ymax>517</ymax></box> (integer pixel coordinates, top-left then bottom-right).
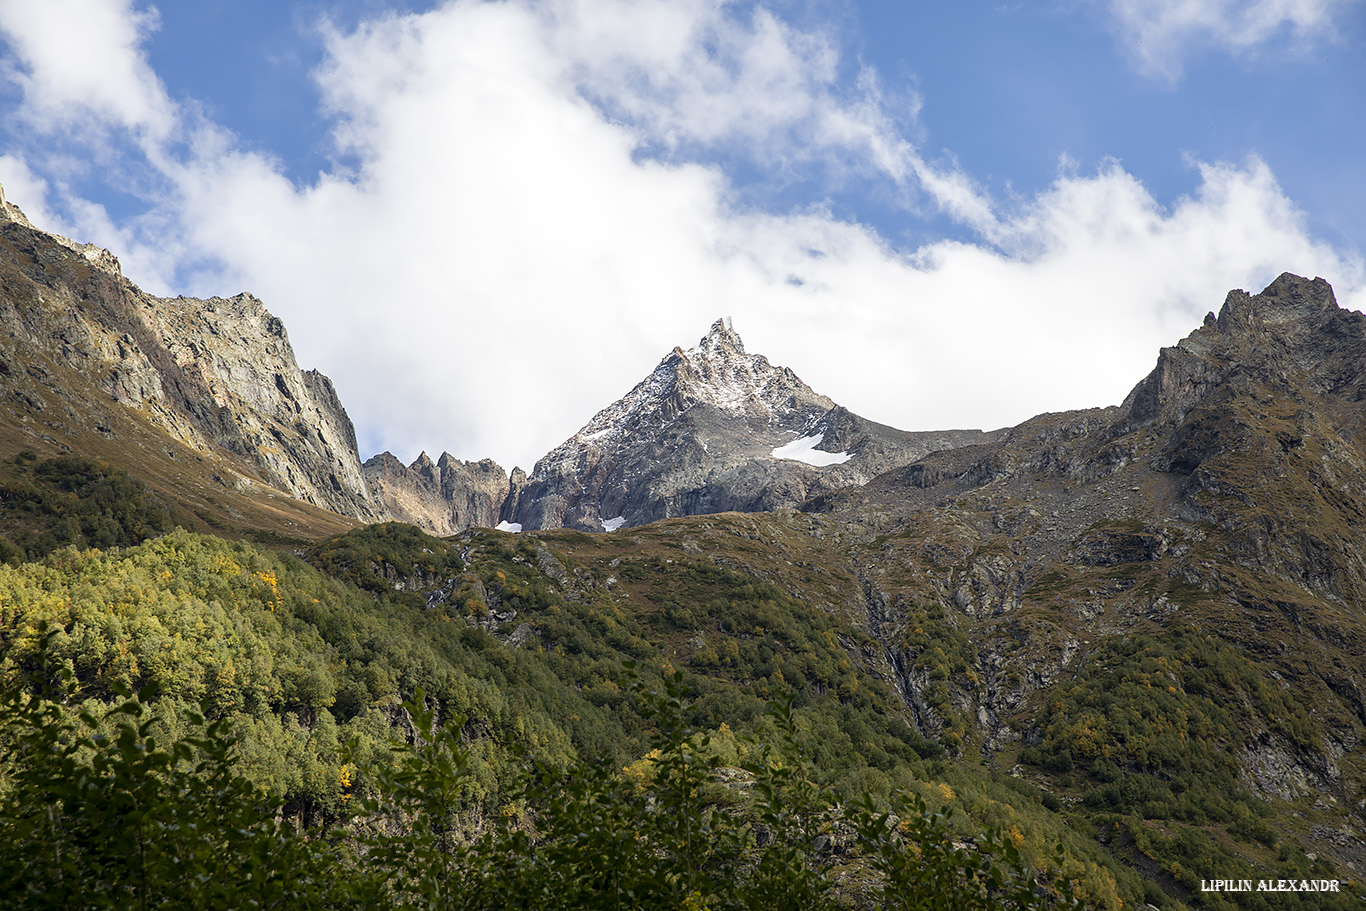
<box><xmin>670</xmin><ymin>317</ymin><xmax>831</xmax><ymax>418</ymax></box>
<box><xmin>0</xmin><ymin>180</ymin><xmax>36</xmax><ymax>229</ymax></box>
<box><xmin>691</xmin><ymin>316</ymin><xmax>745</xmax><ymax>357</ymax></box>
<box><xmin>1122</xmin><ymin>273</ymin><xmax>1362</xmax><ymax>425</ymax></box>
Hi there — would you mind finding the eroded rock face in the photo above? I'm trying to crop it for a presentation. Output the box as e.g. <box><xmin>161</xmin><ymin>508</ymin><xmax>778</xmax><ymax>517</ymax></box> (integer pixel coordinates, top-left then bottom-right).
<box><xmin>513</xmin><ymin>318</ymin><xmax>1004</xmax><ymax>532</ymax></box>
<box><xmin>0</xmin><ymin>185</ymin><xmax>381</xmax><ymax>521</ymax></box>
<box><xmin>132</xmin><ymin>291</ymin><xmax>381</xmax><ymax>520</ymax></box>
<box><xmin>4</xmin><ymin>191</ymin><xmax>1005</xmax><ymax>536</ymax></box>
<box><xmin>1123</xmin><ymin>274</ymin><xmax>1358</xmax><ymax>427</ymax></box>
<box><xmin>363</xmin><ymin>451</ymin><xmax>513</xmax><ymax>534</ymax></box>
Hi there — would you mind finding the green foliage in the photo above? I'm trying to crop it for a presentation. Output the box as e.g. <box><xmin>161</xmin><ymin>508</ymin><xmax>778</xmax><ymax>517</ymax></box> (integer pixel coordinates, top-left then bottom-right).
<box><xmin>896</xmin><ymin>598</ymin><xmax>978</xmax><ymax>749</ymax></box>
<box><xmin>576</xmin><ymin>551</ymin><xmax>945</xmax><ymax>764</ymax></box>
<box><xmin>0</xmin><ymin>454</ymin><xmax>177</xmax><ymax>560</ymax></box>
<box><xmin>0</xmin><ymin>631</ymin><xmax>1094</xmax><ymax>910</ymax></box>
<box><xmin>308</xmin><ymin>522</ymin><xmax>464</xmax><ymax>606</ymax></box>
<box><xmin>0</xmin><ymin>629</ymin><xmax>380</xmax><ymax>909</ymax></box>
<box><xmin>349</xmin><ymin>670</ymin><xmax>1086</xmax><ymax>911</ymax></box>
<box><xmin>849</xmin><ymin>790</ymin><xmax>1074</xmax><ymax>911</ymax></box>
<box><xmin>1027</xmin><ymin>629</ymin><xmax>1315</xmax><ymax>818</ymax></box>
<box><xmin>348</xmin><ymin>691</ymin><xmax>475</xmax><ymax>908</ymax></box>
<box><xmin>1122</xmin><ymin>816</ymin><xmax>1347</xmax><ymax>911</ymax></box>
<box><xmin>0</xmin><ymin>522</ymin><xmax>1285</xmax><ymax>910</ymax></box>
<box><xmin>1020</xmin><ymin>628</ymin><xmax>1362</xmax><ymax>909</ymax></box>
<box><xmin>0</xmin><ymin>529</ymin><xmax>592</xmax><ymax>816</ymax></box>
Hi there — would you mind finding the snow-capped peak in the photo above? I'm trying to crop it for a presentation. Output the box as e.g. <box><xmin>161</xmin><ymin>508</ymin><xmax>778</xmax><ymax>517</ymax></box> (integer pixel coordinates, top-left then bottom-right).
<box><xmin>690</xmin><ymin>317</ymin><xmax>745</xmax><ymax>358</ymax></box>
<box><xmin>674</xmin><ymin>318</ymin><xmax>830</xmax><ymax>418</ymax></box>
<box><xmin>531</xmin><ymin>318</ymin><xmax>833</xmax><ymax>482</ymax></box>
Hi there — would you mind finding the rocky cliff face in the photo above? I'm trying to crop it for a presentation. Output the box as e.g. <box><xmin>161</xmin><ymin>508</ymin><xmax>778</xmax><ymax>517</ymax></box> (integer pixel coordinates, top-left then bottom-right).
<box><xmin>362</xmin><ymin>450</ymin><xmax>513</xmax><ymax>535</ymax></box>
<box><xmin>0</xmin><ymin>183</ymin><xmax>381</xmax><ymax>522</ymax></box>
<box><xmin>131</xmin><ymin>291</ymin><xmax>381</xmax><ymax>520</ymax></box>
<box><xmin>6</xmin><ymin>180</ymin><xmax>1364</xmax><ymax>883</ymax></box>
<box><xmin>512</xmin><ymin>318</ymin><xmax>1003</xmax><ymax>532</ymax></box>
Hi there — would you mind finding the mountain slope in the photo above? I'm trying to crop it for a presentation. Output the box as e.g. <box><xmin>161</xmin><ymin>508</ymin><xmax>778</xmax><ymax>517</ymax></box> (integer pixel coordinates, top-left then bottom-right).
<box><xmin>4</xmin><ymin>185</ymin><xmax>1007</xmax><ymax>539</ymax></box>
<box><xmin>3</xmin><ymin>182</ymin><xmax>1363</xmax><ymax>905</ymax></box>
<box><xmin>0</xmin><ymin>182</ymin><xmax>376</xmax><ymax>535</ymax></box>
<box><xmin>799</xmin><ymin>273</ymin><xmax>1366</xmax><ymax>882</ymax></box>
<box><xmin>512</xmin><ymin>318</ymin><xmax>1003</xmax><ymax>531</ymax></box>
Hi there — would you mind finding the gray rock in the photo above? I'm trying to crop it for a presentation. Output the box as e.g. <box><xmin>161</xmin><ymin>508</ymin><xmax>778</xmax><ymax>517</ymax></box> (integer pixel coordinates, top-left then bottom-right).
<box><xmin>0</xmin><ymin>192</ymin><xmax>381</xmax><ymax>521</ymax></box>
<box><xmin>363</xmin><ymin>450</ymin><xmax>511</xmax><ymax>534</ymax></box>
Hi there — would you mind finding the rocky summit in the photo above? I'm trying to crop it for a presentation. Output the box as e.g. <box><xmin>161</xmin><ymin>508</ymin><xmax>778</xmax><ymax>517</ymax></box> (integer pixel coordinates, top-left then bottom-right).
<box><xmin>362</xmin><ymin>450</ymin><xmax>513</xmax><ymax>535</ymax></box>
<box><xmin>509</xmin><ymin>318</ymin><xmax>1003</xmax><ymax>531</ymax></box>
<box><xmin>795</xmin><ymin>272</ymin><xmax>1366</xmax><ymax>870</ymax></box>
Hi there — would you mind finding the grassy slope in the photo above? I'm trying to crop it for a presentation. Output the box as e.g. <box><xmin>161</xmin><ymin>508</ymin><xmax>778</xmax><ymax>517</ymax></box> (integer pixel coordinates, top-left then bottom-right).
<box><xmin>537</xmin><ymin>512</ymin><xmax>1364</xmax><ymax>909</ymax></box>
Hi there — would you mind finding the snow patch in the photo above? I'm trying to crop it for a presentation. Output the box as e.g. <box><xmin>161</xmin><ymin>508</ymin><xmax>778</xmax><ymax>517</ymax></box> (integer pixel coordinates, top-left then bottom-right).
<box><xmin>770</xmin><ymin>433</ymin><xmax>850</xmax><ymax>467</ymax></box>
<box><xmin>495</xmin><ymin>521</ymin><xmax>523</xmax><ymax>533</ymax></box>
<box><xmin>602</xmin><ymin>516</ymin><xmax>627</xmax><ymax>532</ymax></box>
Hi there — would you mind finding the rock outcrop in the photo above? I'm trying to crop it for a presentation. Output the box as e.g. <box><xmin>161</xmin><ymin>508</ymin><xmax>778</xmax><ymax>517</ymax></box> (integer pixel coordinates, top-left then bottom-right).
<box><xmin>800</xmin><ymin>274</ymin><xmax>1366</xmax><ymax>853</ymax></box>
<box><xmin>4</xmin><ymin>190</ymin><xmax>1008</xmax><ymax>537</ymax></box>
<box><xmin>363</xmin><ymin>451</ymin><xmax>513</xmax><ymax>535</ymax></box>
<box><xmin>0</xmin><ymin>182</ymin><xmax>381</xmax><ymax>522</ymax></box>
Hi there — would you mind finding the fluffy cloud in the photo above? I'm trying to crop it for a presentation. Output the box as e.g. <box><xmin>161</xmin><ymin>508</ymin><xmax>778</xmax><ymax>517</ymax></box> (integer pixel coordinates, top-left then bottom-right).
<box><xmin>0</xmin><ymin>0</ymin><xmax>1361</xmax><ymax>472</ymax></box>
<box><xmin>1100</xmin><ymin>0</ymin><xmax>1356</xmax><ymax>81</ymax></box>
<box><xmin>0</xmin><ymin>0</ymin><xmax>174</xmax><ymax>137</ymax></box>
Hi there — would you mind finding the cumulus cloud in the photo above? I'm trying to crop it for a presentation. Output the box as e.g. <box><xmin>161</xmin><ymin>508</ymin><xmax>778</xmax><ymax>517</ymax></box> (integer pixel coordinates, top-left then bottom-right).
<box><xmin>0</xmin><ymin>0</ymin><xmax>1360</xmax><ymax>472</ymax></box>
<box><xmin>745</xmin><ymin>157</ymin><xmax>1363</xmax><ymax>438</ymax></box>
<box><xmin>0</xmin><ymin>0</ymin><xmax>175</xmax><ymax>138</ymax></box>
<box><xmin>1099</xmin><ymin>0</ymin><xmax>1357</xmax><ymax>81</ymax></box>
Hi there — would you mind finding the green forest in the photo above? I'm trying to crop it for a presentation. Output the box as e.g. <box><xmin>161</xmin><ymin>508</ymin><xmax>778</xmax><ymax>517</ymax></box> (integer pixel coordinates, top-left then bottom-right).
<box><xmin>0</xmin><ymin>455</ymin><xmax>1358</xmax><ymax>909</ymax></box>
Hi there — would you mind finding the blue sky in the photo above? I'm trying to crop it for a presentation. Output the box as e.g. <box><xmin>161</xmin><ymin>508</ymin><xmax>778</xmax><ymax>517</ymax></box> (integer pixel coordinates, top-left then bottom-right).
<box><xmin>1</xmin><ymin>0</ymin><xmax>1363</xmax><ymax>471</ymax></box>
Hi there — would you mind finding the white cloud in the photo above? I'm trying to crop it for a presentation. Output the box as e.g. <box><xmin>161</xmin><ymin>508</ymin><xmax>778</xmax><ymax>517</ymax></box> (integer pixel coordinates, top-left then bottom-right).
<box><xmin>739</xmin><ymin>157</ymin><xmax>1363</xmax><ymax>439</ymax></box>
<box><xmin>1100</xmin><ymin>0</ymin><xmax>1357</xmax><ymax>81</ymax></box>
<box><xmin>0</xmin><ymin>0</ymin><xmax>175</xmax><ymax>138</ymax></box>
<box><xmin>0</xmin><ymin>0</ymin><xmax>1361</xmax><ymax>474</ymax></box>
<box><xmin>0</xmin><ymin>0</ymin><xmax>194</xmax><ymax>287</ymax></box>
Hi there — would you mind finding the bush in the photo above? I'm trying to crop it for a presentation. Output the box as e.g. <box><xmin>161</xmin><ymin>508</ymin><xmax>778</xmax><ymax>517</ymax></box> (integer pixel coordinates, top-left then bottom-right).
<box><xmin>0</xmin><ymin>629</ymin><xmax>378</xmax><ymax>909</ymax></box>
<box><xmin>350</xmin><ymin>670</ymin><xmax>1088</xmax><ymax>911</ymax></box>
<box><xmin>0</xmin><ymin>455</ymin><xmax>176</xmax><ymax>559</ymax></box>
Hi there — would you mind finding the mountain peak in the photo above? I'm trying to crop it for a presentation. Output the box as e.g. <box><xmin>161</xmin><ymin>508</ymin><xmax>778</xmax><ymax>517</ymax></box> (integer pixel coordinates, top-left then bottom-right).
<box><xmin>1124</xmin><ymin>273</ymin><xmax>1364</xmax><ymax>424</ymax></box>
<box><xmin>0</xmin><ymin>179</ymin><xmax>123</xmax><ymax>275</ymax></box>
<box><xmin>669</xmin><ymin>318</ymin><xmax>824</xmax><ymax>418</ymax></box>
<box><xmin>694</xmin><ymin>316</ymin><xmax>744</xmax><ymax>357</ymax></box>
<box><xmin>1209</xmin><ymin>272</ymin><xmax>1337</xmax><ymax>335</ymax></box>
<box><xmin>514</xmin><ymin>318</ymin><xmax>998</xmax><ymax>531</ymax></box>
<box><xmin>539</xmin><ymin>319</ymin><xmax>819</xmax><ymax>468</ymax></box>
